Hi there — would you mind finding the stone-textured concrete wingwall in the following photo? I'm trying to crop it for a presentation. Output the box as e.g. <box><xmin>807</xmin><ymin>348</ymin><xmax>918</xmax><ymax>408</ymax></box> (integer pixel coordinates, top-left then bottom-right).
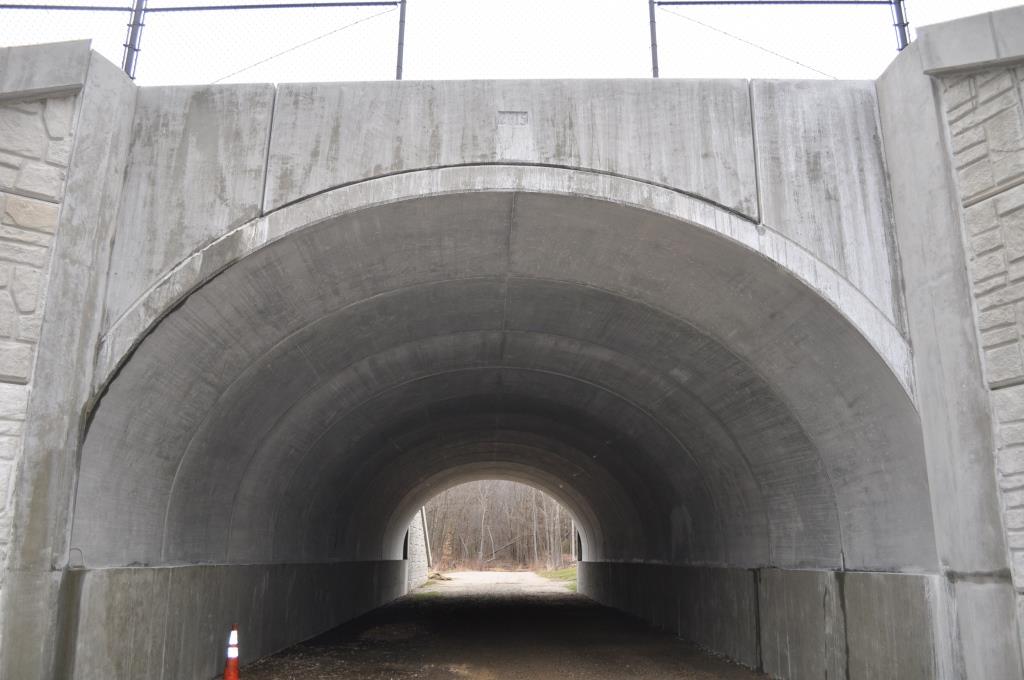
<box><xmin>0</xmin><ymin>93</ymin><xmax>76</xmax><ymax>525</ymax></box>
<box><xmin>0</xmin><ymin>90</ymin><xmax>77</xmax><ymax>636</ymax></box>
<box><xmin>876</xmin><ymin>9</ymin><xmax>1024</xmax><ymax>677</ymax></box>
<box><xmin>941</xmin><ymin>66</ymin><xmax>1024</xmax><ymax>582</ymax></box>
<box><xmin>923</xmin><ymin>10</ymin><xmax>1024</xmax><ymax>663</ymax></box>
<box><xmin>0</xmin><ymin>43</ymin><xmax>140</xmax><ymax>680</ymax></box>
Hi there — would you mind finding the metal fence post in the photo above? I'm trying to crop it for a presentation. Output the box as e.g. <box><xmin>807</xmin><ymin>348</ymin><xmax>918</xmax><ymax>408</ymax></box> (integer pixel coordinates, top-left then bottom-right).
<box><xmin>395</xmin><ymin>0</ymin><xmax>406</xmax><ymax>79</ymax></box>
<box><xmin>892</xmin><ymin>0</ymin><xmax>909</xmax><ymax>51</ymax></box>
<box><xmin>648</xmin><ymin>0</ymin><xmax>659</xmax><ymax>78</ymax></box>
<box><xmin>121</xmin><ymin>0</ymin><xmax>146</xmax><ymax>79</ymax></box>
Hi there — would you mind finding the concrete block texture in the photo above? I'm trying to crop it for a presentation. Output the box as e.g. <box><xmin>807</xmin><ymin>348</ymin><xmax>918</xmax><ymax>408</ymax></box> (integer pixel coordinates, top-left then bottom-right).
<box><xmin>0</xmin><ymin>89</ymin><xmax>78</xmax><ymax>649</ymax></box>
<box><xmin>877</xmin><ymin>38</ymin><xmax>1024</xmax><ymax>680</ymax></box>
<box><xmin>923</xmin><ymin>40</ymin><xmax>1024</xmax><ymax>680</ymax></box>
<box><xmin>0</xmin><ymin>52</ymin><xmax>136</xmax><ymax>680</ymax></box>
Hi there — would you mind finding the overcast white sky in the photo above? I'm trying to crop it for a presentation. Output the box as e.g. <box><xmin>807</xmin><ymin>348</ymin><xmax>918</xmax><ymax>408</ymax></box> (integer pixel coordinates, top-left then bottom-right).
<box><xmin>1</xmin><ymin>0</ymin><xmax>1022</xmax><ymax>85</ymax></box>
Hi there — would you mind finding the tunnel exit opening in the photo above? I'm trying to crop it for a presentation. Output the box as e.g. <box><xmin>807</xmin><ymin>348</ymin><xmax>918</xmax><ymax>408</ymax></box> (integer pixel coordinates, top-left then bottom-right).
<box><xmin>421</xmin><ymin>479</ymin><xmax>579</xmax><ymax>576</ymax></box>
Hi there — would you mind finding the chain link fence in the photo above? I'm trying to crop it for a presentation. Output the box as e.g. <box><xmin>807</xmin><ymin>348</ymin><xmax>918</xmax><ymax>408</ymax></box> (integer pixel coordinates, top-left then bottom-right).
<box><xmin>1</xmin><ymin>0</ymin><xmax>911</xmax><ymax>85</ymax></box>
<box><xmin>1</xmin><ymin>0</ymin><xmax>402</xmax><ymax>84</ymax></box>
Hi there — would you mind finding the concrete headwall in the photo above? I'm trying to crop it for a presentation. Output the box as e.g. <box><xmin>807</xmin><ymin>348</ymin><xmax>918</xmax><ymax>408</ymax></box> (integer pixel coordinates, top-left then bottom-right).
<box><xmin>96</xmin><ymin>74</ymin><xmax>912</xmax><ymax>396</ymax></box>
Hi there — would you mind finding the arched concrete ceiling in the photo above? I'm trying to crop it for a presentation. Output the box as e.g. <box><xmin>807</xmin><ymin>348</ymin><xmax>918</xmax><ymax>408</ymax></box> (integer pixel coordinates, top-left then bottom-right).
<box><xmin>72</xmin><ymin>190</ymin><xmax>937</xmax><ymax>573</ymax></box>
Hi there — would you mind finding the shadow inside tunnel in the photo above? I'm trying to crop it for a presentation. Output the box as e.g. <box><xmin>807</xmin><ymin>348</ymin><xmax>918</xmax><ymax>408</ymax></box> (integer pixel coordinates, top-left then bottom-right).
<box><xmin>241</xmin><ymin>571</ymin><xmax>765</xmax><ymax>680</ymax></box>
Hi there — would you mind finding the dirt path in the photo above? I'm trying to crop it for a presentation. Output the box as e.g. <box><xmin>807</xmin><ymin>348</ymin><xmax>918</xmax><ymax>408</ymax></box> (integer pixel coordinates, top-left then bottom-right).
<box><xmin>422</xmin><ymin>569</ymin><xmax>572</xmax><ymax>596</ymax></box>
<box><xmin>242</xmin><ymin>570</ymin><xmax>764</xmax><ymax>680</ymax></box>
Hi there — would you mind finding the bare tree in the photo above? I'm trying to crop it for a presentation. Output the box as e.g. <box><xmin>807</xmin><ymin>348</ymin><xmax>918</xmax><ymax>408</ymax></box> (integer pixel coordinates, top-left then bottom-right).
<box><xmin>423</xmin><ymin>480</ymin><xmax>576</xmax><ymax>571</ymax></box>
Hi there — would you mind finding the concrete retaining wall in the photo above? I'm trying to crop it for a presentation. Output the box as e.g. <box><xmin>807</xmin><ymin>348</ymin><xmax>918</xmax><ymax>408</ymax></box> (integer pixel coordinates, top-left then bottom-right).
<box><xmin>579</xmin><ymin>561</ymin><xmax>759</xmax><ymax>668</ymax></box>
<box><xmin>579</xmin><ymin>562</ymin><xmax>944</xmax><ymax>680</ymax></box>
<box><xmin>406</xmin><ymin>509</ymin><xmax>429</xmax><ymax>591</ymax></box>
<box><xmin>63</xmin><ymin>560</ymin><xmax>406</xmax><ymax>680</ymax></box>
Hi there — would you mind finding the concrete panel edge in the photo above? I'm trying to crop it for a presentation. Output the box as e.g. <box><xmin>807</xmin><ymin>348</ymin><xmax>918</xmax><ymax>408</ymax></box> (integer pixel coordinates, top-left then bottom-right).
<box><xmin>918</xmin><ymin>5</ymin><xmax>1024</xmax><ymax>76</ymax></box>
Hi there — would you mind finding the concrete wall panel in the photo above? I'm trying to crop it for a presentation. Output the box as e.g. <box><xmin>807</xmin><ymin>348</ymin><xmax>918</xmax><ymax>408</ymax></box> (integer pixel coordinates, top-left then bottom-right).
<box><xmin>583</xmin><ymin>563</ymin><xmax>952</xmax><ymax>680</ymax></box>
<box><xmin>103</xmin><ymin>84</ymin><xmax>275</xmax><ymax>325</ymax></box>
<box><xmin>843</xmin><ymin>572</ymin><xmax>935</xmax><ymax>680</ymax></box>
<box><xmin>758</xmin><ymin>568</ymin><xmax>845</xmax><ymax>680</ymax></box>
<box><xmin>580</xmin><ymin>562</ymin><xmax>759</xmax><ymax>669</ymax></box>
<box><xmin>676</xmin><ymin>565</ymin><xmax>759</xmax><ymax>668</ymax></box>
<box><xmin>752</xmin><ymin>80</ymin><xmax>902</xmax><ymax>329</ymax></box>
<box><xmin>69</xmin><ymin>560</ymin><xmax>406</xmax><ymax>680</ymax></box>
<box><xmin>265</xmin><ymin>79</ymin><xmax>758</xmax><ymax>218</ymax></box>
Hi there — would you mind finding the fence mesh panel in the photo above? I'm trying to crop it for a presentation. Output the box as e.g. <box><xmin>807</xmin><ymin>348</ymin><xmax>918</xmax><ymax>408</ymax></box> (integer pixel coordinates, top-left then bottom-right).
<box><xmin>402</xmin><ymin>0</ymin><xmax>649</xmax><ymax>80</ymax></box>
<box><xmin>1</xmin><ymin>0</ymin><xmax>911</xmax><ymax>84</ymax></box>
<box><xmin>1</xmin><ymin>1</ymin><xmax>128</xmax><ymax>68</ymax></box>
<box><xmin>142</xmin><ymin>4</ymin><xmax>397</xmax><ymax>84</ymax></box>
<box><xmin>654</xmin><ymin>3</ymin><xmax>896</xmax><ymax>80</ymax></box>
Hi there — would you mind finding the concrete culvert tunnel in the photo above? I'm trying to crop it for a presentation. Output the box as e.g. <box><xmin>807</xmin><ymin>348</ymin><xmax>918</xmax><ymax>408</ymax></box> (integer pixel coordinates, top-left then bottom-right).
<box><xmin>67</xmin><ymin>190</ymin><xmax>936</xmax><ymax>678</ymax></box>
<box><xmin>5</xmin><ymin>25</ymin><xmax>1024</xmax><ymax>678</ymax></box>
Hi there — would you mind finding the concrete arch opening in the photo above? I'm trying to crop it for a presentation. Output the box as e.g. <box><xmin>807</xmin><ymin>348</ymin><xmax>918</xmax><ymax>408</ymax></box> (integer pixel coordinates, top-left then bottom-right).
<box><xmin>64</xmin><ymin>188</ymin><xmax>935</xmax><ymax>677</ymax></box>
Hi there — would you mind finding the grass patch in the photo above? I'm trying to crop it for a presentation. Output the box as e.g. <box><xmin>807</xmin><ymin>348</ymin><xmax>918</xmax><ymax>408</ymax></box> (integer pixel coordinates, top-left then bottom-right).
<box><xmin>410</xmin><ymin>589</ymin><xmax>442</xmax><ymax>599</ymax></box>
<box><xmin>538</xmin><ymin>566</ymin><xmax>577</xmax><ymax>581</ymax></box>
<box><xmin>539</xmin><ymin>566</ymin><xmax>578</xmax><ymax>592</ymax></box>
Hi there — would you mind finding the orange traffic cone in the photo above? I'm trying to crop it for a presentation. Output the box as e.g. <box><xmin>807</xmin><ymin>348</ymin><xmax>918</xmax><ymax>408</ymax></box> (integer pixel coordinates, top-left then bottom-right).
<box><xmin>223</xmin><ymin>624</ymin><xmax>240</xmax><ymax>680</ymax></box>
